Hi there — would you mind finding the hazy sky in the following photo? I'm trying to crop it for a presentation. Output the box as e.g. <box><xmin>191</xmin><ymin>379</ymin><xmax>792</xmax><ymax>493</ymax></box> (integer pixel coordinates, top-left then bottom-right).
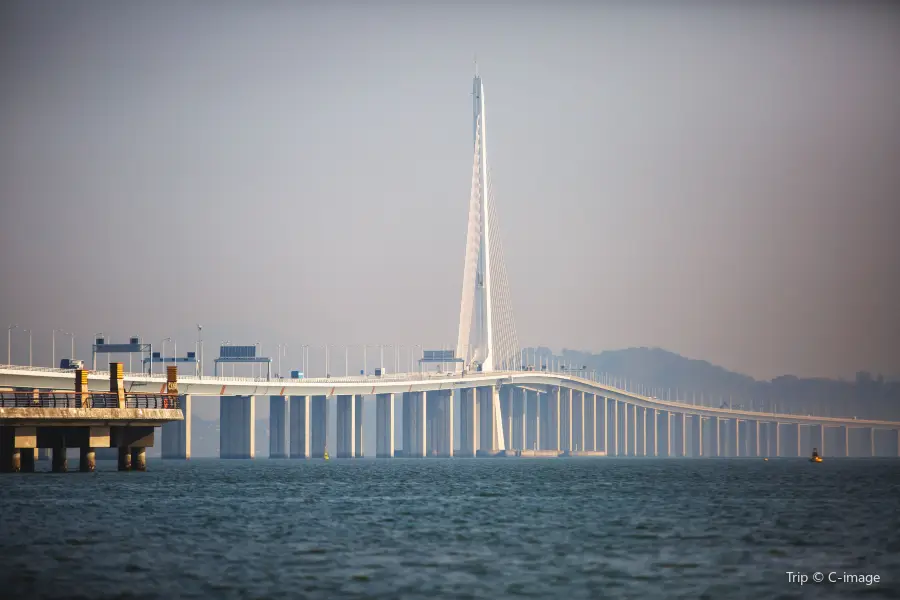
<box><xmin>2</xmin><ymin>1</ymin><xmax>899</xmax><ymax>382</ymax></box>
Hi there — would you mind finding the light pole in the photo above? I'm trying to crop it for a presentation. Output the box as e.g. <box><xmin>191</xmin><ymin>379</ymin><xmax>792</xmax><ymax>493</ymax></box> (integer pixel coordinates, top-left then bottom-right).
<box><xmin>197</xmin><ymin>325</ymin><xmax>203</xmax><ymax>379</ymax></box>
<box><xmin>23</xmin><ymin>328</ymin><xmax>31</xmax><ymax>366</ymax></box>
<box><xmin>161</xmin><ymin>338</ymin><xmax>171</xmax><ymax>375</ymax></box>
<box><xmin>6</xmin><ymin>325</ymin><xmax>16</xmax><ymax>364</ymax></box>
<box><xmin>52</xmin><ymin>329</ymin><xmax>70</xmax><ymax>368</ymax></box>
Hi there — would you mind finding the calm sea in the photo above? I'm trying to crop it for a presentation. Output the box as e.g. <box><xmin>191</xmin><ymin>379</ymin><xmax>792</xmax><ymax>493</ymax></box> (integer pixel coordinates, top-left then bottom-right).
<box><xmin>1</xmin><ymin>458</ymin><xmax>898</xmax><ymax>599</ymax></box>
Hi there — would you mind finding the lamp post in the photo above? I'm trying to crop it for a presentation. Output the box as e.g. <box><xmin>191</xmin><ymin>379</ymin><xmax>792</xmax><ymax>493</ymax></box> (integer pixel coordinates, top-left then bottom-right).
<box><xmin>197</xmin><ymin>325</ymin><xmax>203</xmax><ymax>379</ymax></box>
<box><xmin>6</xmin><ymin>325</ymin><xmax>16</xmax><ymax>364</ymax></box>
<box><xmin>161</xmin><ymin>338</ymin><xmax>171</xmax><ymax>375</ymax></box>
<box><xmin>23</xmin><ymin>328</ymin><xmax>31</xmax><ymax>367</ymax></box>
<box><xmin>52</xmin><ymin>328</ymin><xmax>69</xmax><ymax>368</ymax></box>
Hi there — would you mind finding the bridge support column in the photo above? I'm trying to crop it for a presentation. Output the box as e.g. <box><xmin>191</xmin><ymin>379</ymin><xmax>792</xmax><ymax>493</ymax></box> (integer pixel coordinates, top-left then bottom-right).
<box><xmin>162</xmin><ymin>394</ymin><xmax>191</xmax><ymax>459</ymax></box>
<box><xmin>627</xmin><ymin>404</ymin><xmax>637</xmax><ymax>456</ymax></box>
<box><xmin>20</xmin><ymin>448</ymin><xmax>34</xmax><ymax>473</ymax></box>
<box><xmin>691</xmin><ymin>416</ymin><xmax>702</xmax><ymax>457</ymax></box>
<box><xmin>526</xmin><ymin>389</ymin><xmax>539</xmax><ymax>451</ymax></box>
<box><xmin>477</xmin><ymin>386</ymin><xmax>501</xmax><ymax>454</ymax></box>
<box><xmin>811</xmin><ymin>424</ymin><xmax>824</xmax><ymax>457</ymax></box>
<box><xmin>730</xmin><ymin>419</ymin><xmax>739</xmax><ymax>457</ymax></box>
<box><xmin>79</xmin><ymin>446</ymin><xmax>96</xmax><ymax>472</ymax></box>
<box><xmin>546</xmin><ymin>387</ymin><xmax>560</xmax><ymax>452</ymax></box>
<box><xmin>376</xmin><ymin>393</ymin><xmax>395</xmax><ymax>458</ymax></box>
<box><xmin>597</xmin><ymin>396</ymin><xmax>607</xmax><ymax>453</ymax></box>
<box><xmin>866</xmin><ymin>428</ymin><xmax>875</xmax><ymax>457</ymax></box>
<box><xmin>512</xmin><ymin>387</ymin><xmax>526</xmax><ymax>451</ymax></box>
<box><xmin>559</xmin><ymin>388</ymin><xmax>572</xmax><ymax>452</ymax></box>
<box><xmin>584</xmin><ymin>393</ymin><xmax>595</xmax><ymax>451</ymax></box>
<box><xmin>269</xmin><ymin>396</ymin><xmax>287</xmax><ymax>458</ymax></box>
<box><xmin>571</xmin><ymin>390</ymin><xmax>584</xmax><ymax>452</ymax></box>
<box><xmin>540</xmin><ymin>391</ymin><xmax>552</xmax><ymax>450</ymax></box>
<box><xmin>131</xmin><ymin>447</ymin><xmax>146</xmax><ymax>471</ymax></box>
<box><xmin>609</xmin><ymin>400</ymin><xmax>619</xmax><ymax>456</ymax></box>
<box><xmin>775</xmin><ymin>423</ymin><xmax>782</xmax><ymax>457</ymax></box>
<box><xmin>116</xmin><ymin>446</ymin><xmax>130</xmax><ymax>471</ymax></box>
<box><xmin>500</xmin><ymin>386</ymin><xmax>513</xmax><ymax>451</ymax></box>
<box><xmin>659</xmin><ymin>411</ymin><xmax>670</xmax><ymax>457</ymax></box>
<box><xmin>442</xmin><ymin>389</ymin><xmax>453</xmax><ymax>457</ymax></box>
<box><xmin>290</xmin><ymin>396</ymin><xmax>311</xmax><ymax>458</ymax></box>
<box><xmin>648</xmin><ymin>408</ymin><xmax>657</xmax><ymax>456</ymax></box>
<box><xmin>355</xmin><ymin>395</ymin><xmax>364</xmax><ymax>457</ymax></box>
<box><xmin>753</xmin><ymin>420</ymin><xmax>760</xmax><ymax>457</ymax></box>
<box><xmin>220</xmin><ymin>396</ymin><xmax>255</xmax><ymax>459</ymax></box>
<box><xmin>310</xmin><ymin>396</ymin><xmax>327</xmax><ymax>458</ymax></box>
<box><xmin>336</xmin><ymin>395</ymin><xmax>356</xmax><ymax>459</ymax></box>
<box><xmin>459</xmin><ymin>388</ymin><xmax>477</xmax><ymax>457</ymax></box>
<box><xmin>413</xmin><ymin>391</ymin><xmax>427</xmax><ymax>458</ymax></box>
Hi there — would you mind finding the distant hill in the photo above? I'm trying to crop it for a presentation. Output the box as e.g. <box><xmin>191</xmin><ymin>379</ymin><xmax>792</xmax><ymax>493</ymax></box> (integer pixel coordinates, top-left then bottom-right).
<box><xmin>528</xmin><ymin>346</ymin><xmax>899</xmax><ymax>421</ymax></box>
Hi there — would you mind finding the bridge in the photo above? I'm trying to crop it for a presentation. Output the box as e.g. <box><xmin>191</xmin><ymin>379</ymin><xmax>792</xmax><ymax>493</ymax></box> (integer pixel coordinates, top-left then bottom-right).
<box><xmin>2</xmin><ymin>72</ymin><xmax>898</xmax><ymax>466</ymax></box>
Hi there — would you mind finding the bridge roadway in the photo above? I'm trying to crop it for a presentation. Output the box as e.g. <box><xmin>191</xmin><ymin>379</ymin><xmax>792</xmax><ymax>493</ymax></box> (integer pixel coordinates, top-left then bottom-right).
<box><xmin>2</xmin><ymin>363</ymin><xmax>899</xmax><ymax>460</ymax></box>
<box><xmin>0</xmin><ymin>363</ymin><xmax>897</xmax><ymax>430</ymax></box>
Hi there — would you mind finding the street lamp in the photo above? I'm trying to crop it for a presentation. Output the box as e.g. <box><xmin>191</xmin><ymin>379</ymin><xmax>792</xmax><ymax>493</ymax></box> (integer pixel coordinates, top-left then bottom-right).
<box><xmin>197</xmin><ymin>325</ymin><xmax>203</xmax><ymax>379</ymax></box>
<box><xmin>160</xmin><ymin>338</ymin><xmax>172</xmax><ymax>374</ymax></box>
<box><xmin>22</xmin><ymin>328</ymin><xmax>32</xmax><ymax>367</ymax></box>
<box><xmin>7</xmin><ymin>325</ymin><xmax>17</xmax><ymax>364</ymax></box>
<box><xmin>52</xmin><ymin>328</ymin><xmax>69</xmax><ymax>368</ymax></box>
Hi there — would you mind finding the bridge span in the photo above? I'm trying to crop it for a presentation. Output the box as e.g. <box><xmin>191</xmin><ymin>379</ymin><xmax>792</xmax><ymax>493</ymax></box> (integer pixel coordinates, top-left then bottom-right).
<box><xmin>2</xmin><ymin>364</ymin><xmax>898</xmax><ymax>461</ymax></box>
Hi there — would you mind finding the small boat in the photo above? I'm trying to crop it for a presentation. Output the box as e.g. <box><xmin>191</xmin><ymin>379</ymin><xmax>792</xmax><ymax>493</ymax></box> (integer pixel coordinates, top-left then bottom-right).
<box><xmin>809</xmin><ymin>448</ymin><xmax>823</xmax><ymax>463</ymax></box>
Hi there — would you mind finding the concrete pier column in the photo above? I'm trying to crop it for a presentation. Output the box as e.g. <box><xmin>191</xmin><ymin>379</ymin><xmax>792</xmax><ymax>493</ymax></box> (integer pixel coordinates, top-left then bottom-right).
<box><xmin>795</xmin><ymin>424</ymin><xmax>802</xmax><ymax>457</ymax></box>
<box><xmin>310</xmin><ymin>396</ymin><xmax>327</xmax><ymax>458</ymax></box>
<box><xmin>117</xmin><ymin>446</ymin><xmax>130</xmax><ymax>471</ymax></box>
<box><xmin>526</xmin><ymin>389</ymin><xmax>539</xmax><ymax>451</ymax></box>
<box><xmin>754</xmin><ymin>421</ymin><xmax>761</xmax><ymax>457</ymax></box>
<box><xmin>730</xmin><ymin>419</ymin><xmax>739</xmax><ymax>457</ymax></box>
<box><xmin>162</xmin><ymin>394</ymin><xmax>192</xmax><ymax>459</ymax></box>
<box><xmin>51</xmin><ymin>444</ymin><xmax>67</xmax><ymax>472</ymax></box>
<box><xmin>811</xmin><ymin>424</ymin><xmax>824</xmax><ymax>456</ymax></box>
<box><xmin>20</xmin><ymin>448</ymin><xmax>35</xmax><ymax>473</ymax></box>
<box><xmin>867</xmin><ymin>428</ymin><xmax>875</xmax><ymax>457</ymax></box>
<box><xmin>500</xmin><ymin>386</ymin><xmax>513</xmax><ymax>451</ymax></box>
<box><xmin>354</xmin><ymin>395</ymin><xmax>364</xmax><ymax>458</ymax></box>
<box><xmin>547</xmin><ymin>387</ymin><xmax>561</xmax><ymax>452</ymax></box>
<box><xmin>131</xmin><ymin>447</ymin><xmax>146</xmax><ymax>471</ymax></box>
<box><xmin>336</xmin><ymin>395</ymin><xmax>356</xmax><ymax>458</ymax></box>
<box><xmin>658</xmin><ymin>411</ymin><xmax>670</xmax><ymax>457</ymax></box>
<box><xmin>711</xmin><ymin>417</ymin><xmax>720</xmax><ymax>457</ymax></box>
<box><xmin>269</xmin><ymin>396</ymin><xmax>287</xmax><ymax>458</ymax></box>
<box><xmin>512</xmin><ymin>387</ymin><xmax>526</xmax><ymax>451</ymax></box>
<box><xmin>376</xmin><ymin>393</ymin><xmax>395</xmax><ymax>458</ymax></box>
<box><xmin>9</xmin><ymin>448</ymin><xmax>21</xmax><ymax>472</ymax></box>
<box><xmin>442</xmin><ymin>389</ymin><xmax>454</xmax><ymax>457</ymax></box>
<box><xmin>648</xmin><ymin>408</ymin><xmax>657</xmax><ymax>456</ymax></box>
<box><xmin>609</xmin><ymin>400</ymin><xmax>618</xmax><ymax>456</ymax></box>
<box><xmin>220</xmin><ymin>396</ymin><xmax>255</xmax><ymax>459</ymax></box>
<box><xmin>597</xmin><ymin>396</ymin><xmax>607</xmax><ymax>453</ymax></box>
<box><xmin>584</xmin><ymin>393</ymin><xmax>595</xmax><ymax>451</ymax></box>
<box><xmin>540</xmin><ymin>391</ymin><xmax>551</xmax><ymax>450</ymax></box>
<box><xmin>414</xmin><ymin>391</ymin><xmax>427</xmax><ymax>457</ymax></box>
<box><xmin>620</xmin><ymin>402</ymin><xmax>628</xmax><ymax>456</ymax></box>
<box><xmin>692</xmin><ymin>416</ymin><xmax>702</xmax><ymax>457</ymax></box>
<box><xmin>627</xmin><ymin>404</ymin><xmax>637</xmax><ymax>456</ymax></box>
<box><xmin>572</xmin><ymin>390</ymin><xmax>584</xmax><ymax>451</ymax></box>
<box><xmin>79</xmin><ymin>447</ymin><xmax>96</xmax><ymax>472</ymax></box>
<box><xmin>459</xmin><ymin>388</ymin><xmax>477</xmax><ymax>457</ymax></box>
<box><xmin>559</xmin><ymin>388</ymin><xmax>572</xmax><ymax>452</ymax></box>
<box><xmin>401</xmin><ymin>392</ymin><xmax>412</xmax><ymax>456</ymax></box>
<box><xmin>775</xmin><ymin>423</ymin><xmax>781</xmax><ymax>457</ymax></box>
<box><xmin>290</xmin><ymin>396</ymin><xmax>311</xmax><ymax>458</ymax></box>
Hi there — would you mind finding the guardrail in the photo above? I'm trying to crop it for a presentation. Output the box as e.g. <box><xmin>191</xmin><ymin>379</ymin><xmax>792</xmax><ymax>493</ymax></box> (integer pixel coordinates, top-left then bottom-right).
<box><xmin>0</xmin><ymin>392</ymin><xmax>179</xmax><ymax>409</ymax></box>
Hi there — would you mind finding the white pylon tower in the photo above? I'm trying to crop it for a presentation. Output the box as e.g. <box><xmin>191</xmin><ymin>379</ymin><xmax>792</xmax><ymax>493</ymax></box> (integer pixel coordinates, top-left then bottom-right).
<box><xmin>456</xmin><ymin>66</ymin><xmax>520</xmax><ymax>375</ymax></box>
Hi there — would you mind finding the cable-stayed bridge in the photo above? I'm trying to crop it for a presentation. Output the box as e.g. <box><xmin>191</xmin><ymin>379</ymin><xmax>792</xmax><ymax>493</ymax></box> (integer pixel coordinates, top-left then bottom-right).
<box><xmin>2</xmin><ymin>72</ymin><xmax>898</xmax><ymax>465</ymax></box>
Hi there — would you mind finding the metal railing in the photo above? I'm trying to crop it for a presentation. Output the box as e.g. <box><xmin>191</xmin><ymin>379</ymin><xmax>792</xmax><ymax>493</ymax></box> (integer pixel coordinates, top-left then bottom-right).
<box><xmin>0</xmin><ymin>391</ymin><xmax>179</xmax><ymax>409</ymax></box>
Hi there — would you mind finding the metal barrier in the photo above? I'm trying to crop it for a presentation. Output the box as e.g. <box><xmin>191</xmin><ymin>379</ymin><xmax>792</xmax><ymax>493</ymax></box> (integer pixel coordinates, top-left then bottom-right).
<box><xmin>0</xmin><ymin>392</ymin><xmax>179</xmax><ymax>409</ymax></box>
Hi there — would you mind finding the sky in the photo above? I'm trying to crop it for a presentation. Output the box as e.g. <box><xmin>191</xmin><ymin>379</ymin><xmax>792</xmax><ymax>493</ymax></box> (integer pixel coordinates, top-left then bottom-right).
<box><xmin>2</xmin><ymin>0</ymin><xmax>899</xmax><ymax>385</ymax></box>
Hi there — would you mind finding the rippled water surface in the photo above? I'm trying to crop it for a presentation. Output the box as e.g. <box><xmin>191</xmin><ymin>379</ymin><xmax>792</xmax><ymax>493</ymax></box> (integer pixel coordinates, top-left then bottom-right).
<box><xmin>2</xmin><ymin>458</ymin><xmax>899</xmax><ymax>599</ymax></box>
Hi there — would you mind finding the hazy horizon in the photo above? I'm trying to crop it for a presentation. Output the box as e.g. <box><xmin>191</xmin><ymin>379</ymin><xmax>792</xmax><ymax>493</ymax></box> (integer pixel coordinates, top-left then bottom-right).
<box><xmin>2</xmin><ymin>1</ymin><xmax>899</xmax><ymax>382</ymax></box>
